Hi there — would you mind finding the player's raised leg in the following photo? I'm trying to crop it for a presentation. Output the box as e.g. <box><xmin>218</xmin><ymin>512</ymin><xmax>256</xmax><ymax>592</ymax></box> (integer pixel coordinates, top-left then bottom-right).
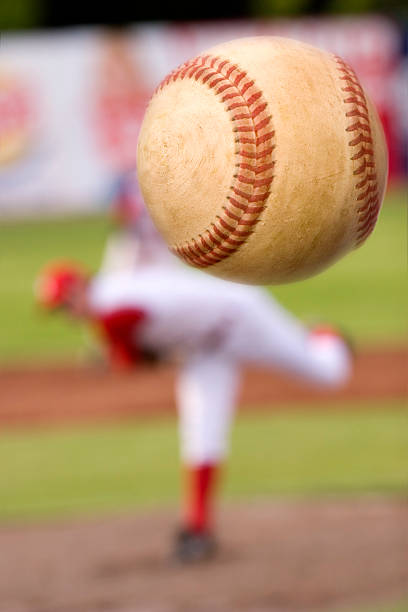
<box><xmin>230</xmin><ymin>291</ymin><xmax>352</xmax><ymax>388</ymax></box>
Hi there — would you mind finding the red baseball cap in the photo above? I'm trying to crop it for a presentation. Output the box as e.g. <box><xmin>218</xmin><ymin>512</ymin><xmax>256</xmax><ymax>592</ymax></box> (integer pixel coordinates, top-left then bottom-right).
<box><xmin>35</xmin><ymin>261</ymin><xmax>88</xmax><ymax>309</ymax></box>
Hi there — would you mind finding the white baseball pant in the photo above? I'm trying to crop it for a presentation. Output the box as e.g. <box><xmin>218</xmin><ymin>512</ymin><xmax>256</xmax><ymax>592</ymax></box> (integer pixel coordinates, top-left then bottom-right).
<box><xmin>176</xmin><ymin>293</ymin><xmax>351</xmax><ymax>466</ymax></box>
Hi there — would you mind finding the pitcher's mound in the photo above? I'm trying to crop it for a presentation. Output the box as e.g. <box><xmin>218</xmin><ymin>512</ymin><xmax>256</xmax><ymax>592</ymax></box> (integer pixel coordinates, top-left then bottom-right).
<box><xmin>0</xmin><ymin>498</ymin><xmax>407</xmax><ymax>612</ymax></box>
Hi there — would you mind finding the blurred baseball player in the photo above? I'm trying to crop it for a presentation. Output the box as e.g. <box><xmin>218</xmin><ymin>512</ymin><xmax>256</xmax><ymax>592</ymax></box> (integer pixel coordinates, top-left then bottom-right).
<box><xmin>35</xmin><ymin>260</ymin><xmax>352</xmax><ymax>563</ymax></box>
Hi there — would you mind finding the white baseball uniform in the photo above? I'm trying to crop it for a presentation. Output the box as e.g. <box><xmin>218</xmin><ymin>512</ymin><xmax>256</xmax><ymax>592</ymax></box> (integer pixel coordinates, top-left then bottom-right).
<box><xmin>89</xmin><ymin>265</ymin><xmax>351</xmax><ymax>466</ymax></box>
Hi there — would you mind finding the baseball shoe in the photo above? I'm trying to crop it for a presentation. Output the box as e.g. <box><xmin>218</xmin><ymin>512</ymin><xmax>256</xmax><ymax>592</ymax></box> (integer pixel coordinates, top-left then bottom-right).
<box><xmin>173</xmin><ymin>527</ymin><xmax>217</xmax><ymax>564</ymax></box>
<box><xmin>309</xmin><ymin>323</ymin><xmax>355</xmax><ymax>357</ymax></box>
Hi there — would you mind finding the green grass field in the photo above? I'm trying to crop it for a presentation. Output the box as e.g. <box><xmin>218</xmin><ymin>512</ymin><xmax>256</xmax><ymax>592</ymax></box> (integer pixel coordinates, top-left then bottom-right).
<box><xmin>1</xmin><ymin>401</ymin><xmax>406</xmax><ymax>521</ymax></box>
<box><xmin>0</xmin><ymin>188</ymin><xmax>406</xmax><ymax>362</ymax></box>
<box><xmin>0</xmin><ymin>196</ymin><xmax>407</xmax><ymax>612</ymax></box>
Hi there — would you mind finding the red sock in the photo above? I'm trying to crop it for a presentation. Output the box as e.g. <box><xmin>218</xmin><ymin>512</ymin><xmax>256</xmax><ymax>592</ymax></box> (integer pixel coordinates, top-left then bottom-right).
<box><xmin>184</xmin><ymin>463</ymin><xmax>219</xmax><ymax>533</ymax></box>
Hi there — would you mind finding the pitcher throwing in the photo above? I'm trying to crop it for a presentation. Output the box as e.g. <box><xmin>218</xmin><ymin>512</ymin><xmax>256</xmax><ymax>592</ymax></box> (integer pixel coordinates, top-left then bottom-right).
<box><xmin>36</xmin><ymin>261</ymin><xmax>352</xmax><ymax>563</ymax></box>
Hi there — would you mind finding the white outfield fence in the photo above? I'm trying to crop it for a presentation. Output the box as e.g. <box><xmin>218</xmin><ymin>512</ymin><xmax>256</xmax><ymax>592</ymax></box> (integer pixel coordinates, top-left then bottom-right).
<box><xmin>0</xmin><ymin>16</ymin><xmax>404</xmax><ymax>218</ymax></box>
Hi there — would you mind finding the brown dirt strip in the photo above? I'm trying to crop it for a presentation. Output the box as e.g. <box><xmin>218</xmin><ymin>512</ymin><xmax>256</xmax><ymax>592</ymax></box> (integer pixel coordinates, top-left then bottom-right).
<box><xmin>0</xmin><ymin>346</ymin><xmax>406</xmax><ymax>428</ymax></box>
<box><xmin>0</xmin><ymin>498</ymin><xmax>407</xmax><ymax>612</ymax></box>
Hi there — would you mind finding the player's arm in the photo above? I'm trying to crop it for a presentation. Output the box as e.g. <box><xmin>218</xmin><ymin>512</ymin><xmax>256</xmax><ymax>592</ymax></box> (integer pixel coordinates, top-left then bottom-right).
<box><xmin>95</xmin><ymin>308</ymin><xmax>148</xmax><ymax>370</ymax></box>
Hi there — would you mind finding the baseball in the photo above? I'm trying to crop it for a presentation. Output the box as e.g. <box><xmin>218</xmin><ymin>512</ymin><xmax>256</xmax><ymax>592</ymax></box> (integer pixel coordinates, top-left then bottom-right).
<box><xmin>137</xmin><ymin>36</ymin><xmax>388</xmax><ymax>284</ymax></box>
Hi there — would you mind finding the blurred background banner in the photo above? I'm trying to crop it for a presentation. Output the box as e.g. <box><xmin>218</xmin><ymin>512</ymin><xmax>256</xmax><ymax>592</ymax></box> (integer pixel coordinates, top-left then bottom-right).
<box><xmin>0</xmin><ymin>15</ymin><xmax>405</xmax><ymax>217</ymax></box>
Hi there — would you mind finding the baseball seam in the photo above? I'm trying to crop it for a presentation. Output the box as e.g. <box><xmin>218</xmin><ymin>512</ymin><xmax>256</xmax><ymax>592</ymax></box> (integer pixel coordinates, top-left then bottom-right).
<box><xmin>334</xmin><ymin>56</ymin><xmax>380</xmax><ymax>247</ymax></box>
<box><xmin>157</xmin><ymin>54</ymin><xmax>275</xmax><ymax>268</ymax></box>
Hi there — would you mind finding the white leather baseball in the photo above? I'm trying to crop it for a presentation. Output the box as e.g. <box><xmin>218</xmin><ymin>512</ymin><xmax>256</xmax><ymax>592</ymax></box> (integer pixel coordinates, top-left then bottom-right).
<box><xmin>137</xmin><ymin>36</ymin><xmax>388</xmax><ymax>284</ymax></box>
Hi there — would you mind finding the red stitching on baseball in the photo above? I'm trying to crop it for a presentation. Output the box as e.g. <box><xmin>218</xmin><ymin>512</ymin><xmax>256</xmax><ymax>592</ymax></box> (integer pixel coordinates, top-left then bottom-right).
<box><xmin>247</xmin><ymin>91</ymin><xmax>262</xmax><ymax>105</ymax></box>
<box><xmin>342</xmin><ymin>86</ymin><xmax>366</xmax><ymax>96</ymax></box>
<box><xmin>216</xmin><ymin>83</ymin><xmax>233</xmax><ymax>94</ymax></box>
<box><xmin>235</xmin><ymin>229</ymin><xmax>253</xmax><ymax>236</ymax></box>
<box><xmin>195</xmin><ymin>68</ymin><xmax>208</xmax><ymax>81</ymax></box>
<box><xmin>346</xmin><ymin>122</ymin><xmax>371</xmax><ymax>132</ymax></box>
<box><xmin>349</xmin><ymin>134</ymin><xmax>373</xmax><ymax>146</ymax></box>
<box><xmin>157</xmin><ymin>54</ymin><xmax>275</xmax><ymax>268</ymax></box>
<box><xmin>249</xmin><ymin>192</ymin><xmax>270</xmax><ymax>203</ymax></box>
<box><xmin>212</xmin><ymin>223</ymin><xmax>228</xmax><ymax>240</ymax></box>
<box><xmin>233</xmin><ymin>113</ymin><xmax>251</xmax><ymax>120</ymax></box>
<box><xmin>236</xmin><ymin>174</ymin><xmax>255</xmax><ymax>184</ymax></box>
<box><xmin>241</xmin><ymin>80</ymin><xmax>255</xmax><ymax>95</ymax></box>
<box><xmin>219</xmin><ymin>217</ymin><xmax>235</xmax><ymax>233</ymax></box>
<box><xmin>224</xmin><ymin>208</ymin><xmax>240</xmax><ymax>222</ymax></box>
<box><xmin>356</xmin><ymin>174</ymin><xmax>376</xmax><ymax>189</ymax></box>
<box><xmin>228</xmin><ymin>197</ymin><xmax>248</xmax><ymax>211</ymax></box>
<box><xmin>343</xmin><ymin>97</ymin><xmax>368</xmax><ymax>107</ymax></box>
<box><xmin>200</xmin><ymin>235</ymin><xmax>212</xmax><ymax>250</ymax></box>
<box><xmin>234</xmin><ymin>72</ymin><xmax>246</xmax><ymax>87</ymax></box>
<box><xmin>237</xmin><ymin>137</ymin><xmax>256</xmax><ymax>145</ymax></box>
<box><xmin>238</xmin><ymin>150</ymin><xmax>256</xmax><ymax>159</ymax></box>
<box><xmin>254</xmin><ymin>117</ymin><xmax>271</xmax><ymax>131</ymax></box>
<box><xmin>216</xmin><ymin>59</ymin><xmax>227</xmax><ymax>71</ymax></box>
<box><xmin>354</xmin><ymin>159</ymin><xmax>375</xmax><ymax>175</ymax></box>
<box><xmin>357</xmin><ymin>195</ymin><xmax>378</xmax><ymax>212</ymax></box>
<box><xmin>334</xmin><ymin>56</ymin><xmax>380</xmax><ymax>247</ymax></box>
<box><xmin>238</xmin><ymin>162</ymin><xmax>274</xmax><ymax>174</ymax></box>
<box><xmin>223</xmin><ymin>93</ymin><xmax>241</xmax><ymax>103</ymax></box>
<box><xmin>209</xmin><ymin>77</ymin><xmax>224</xmax><ymax>88</ymax></box>
<box><xmin>252</xmin><ymin>103</ymin><xmax>268</xmax><ymax>118</ymax></box>
<box><xmin>346</xmin><ymin>109</ymin><xmax>369</xmax><ymax>121</ymax></box>
<box><xmin>234</xmin><ymin>125</ymin><xmax>256</xmax><ymax>133</ymax></box>
<box><xmin>254</xmin><ymin>177</ymin><xmax>273</xmax><ymax>188</ymax></box>
<box><xmin>218</xmin><ymin>244</ymin><xmax>236</xmax><ymax>255</ymax></box>
<box><xmin>257</xmin><ymin>132</ymin><xmax>275</xmax><ymax>145</ymax></box>
<box><xmin>351</xmin><ymin>147</ymin><xmax>374</xmax><ymax>161</ymax></box>
<box><xmin>255</xmin><ymin>146</ymin><xmax>275</xmax><ymax>160</ymax></box>
<box><xmin>230</xmin><ymin>187</ymin><xmax>250</xmax><ymax>200</ymax></box>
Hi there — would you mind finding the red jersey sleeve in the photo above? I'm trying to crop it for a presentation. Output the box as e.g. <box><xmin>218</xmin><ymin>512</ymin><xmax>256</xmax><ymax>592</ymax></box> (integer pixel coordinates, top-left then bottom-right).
<box><xmin>95</xmin><ymin>307</ymin><xmax>147</xmax><ymax>369</ymax></box>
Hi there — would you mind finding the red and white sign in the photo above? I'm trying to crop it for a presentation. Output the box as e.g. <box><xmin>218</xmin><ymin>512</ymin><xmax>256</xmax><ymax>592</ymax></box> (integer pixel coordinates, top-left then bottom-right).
<box><xmin>0</xmin><ymin>17</ymin><xmax>403</xmax><ymax>216</ymax></box>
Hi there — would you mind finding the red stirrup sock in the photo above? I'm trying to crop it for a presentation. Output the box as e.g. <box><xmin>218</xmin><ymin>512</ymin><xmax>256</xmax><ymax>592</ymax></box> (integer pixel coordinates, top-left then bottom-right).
<box><xmin>184</xmin><ymin>463</ymin><xmax>219</xmax><ymax>533</ymax></box>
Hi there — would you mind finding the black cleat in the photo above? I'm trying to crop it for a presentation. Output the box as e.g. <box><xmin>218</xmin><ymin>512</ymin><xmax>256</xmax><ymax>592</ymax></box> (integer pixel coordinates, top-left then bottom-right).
<box><xmin>174</xmin><ymin>528</ymin><xmax>217</xmax><ymax>564</ymax></box>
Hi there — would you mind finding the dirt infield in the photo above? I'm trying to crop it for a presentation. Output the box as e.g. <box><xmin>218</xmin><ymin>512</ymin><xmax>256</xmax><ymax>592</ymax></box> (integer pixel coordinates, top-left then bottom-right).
<box><xmin>0</xmin><ymin>346</ymin><xmax>406</xmax><ymax>427</ymax></box>
<box><xmin>1</xmin><ymin>348</ymin><xmax>407</xmax><ymax>612</ymax></box>
<box><xmin>0</xmin><ymin>498</ymin><xmax>407</xmax><ymax>612</ymax></box>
